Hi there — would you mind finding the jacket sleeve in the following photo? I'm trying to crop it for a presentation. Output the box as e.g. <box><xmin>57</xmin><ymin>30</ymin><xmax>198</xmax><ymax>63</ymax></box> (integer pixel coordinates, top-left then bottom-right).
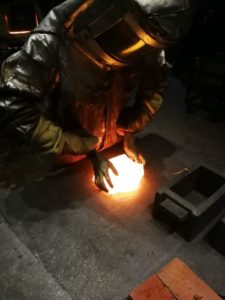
<box><xmin>117</xmin><ymin>50</ymin><xmax>169</xmax><ymax>135</ymax></box>
<box><xmin>0</xmin><ymin>32</ymin><xmax>60</xmax><ymax>140</ymax></box>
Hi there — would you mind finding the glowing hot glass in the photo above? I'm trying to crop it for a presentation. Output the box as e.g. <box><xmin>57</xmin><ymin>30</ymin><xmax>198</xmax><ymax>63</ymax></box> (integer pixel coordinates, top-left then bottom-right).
<box><xmin>104</xmin><ymin>154</ymin><xmax>144</xmax><ymax>195</ymax></box>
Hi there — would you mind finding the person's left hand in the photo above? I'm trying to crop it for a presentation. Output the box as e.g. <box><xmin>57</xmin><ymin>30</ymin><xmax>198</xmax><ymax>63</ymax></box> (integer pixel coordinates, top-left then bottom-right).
<box><xmin>123</xmin><ymin>133</ymin><xmax>146</xmax><ymax>165</ymax></box>
<box><xmin>87</xmin><ymin>151</ymin><xmax>118</xmax><ymax>193</ymax></box>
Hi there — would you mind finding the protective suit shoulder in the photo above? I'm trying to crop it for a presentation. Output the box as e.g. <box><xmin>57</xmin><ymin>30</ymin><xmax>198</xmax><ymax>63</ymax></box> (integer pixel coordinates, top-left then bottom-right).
<box><xmin>1</xmin><ymin>33</ymin><xmax>60</xmax><ymax>98</ymax></box>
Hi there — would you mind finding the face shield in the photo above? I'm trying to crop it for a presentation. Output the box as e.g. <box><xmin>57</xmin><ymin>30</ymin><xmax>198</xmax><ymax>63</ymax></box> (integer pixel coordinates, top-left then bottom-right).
<box><xmin>95</xmin><ymin>20</ymin><xmax>150</xmax><ymax>63</ymax></box>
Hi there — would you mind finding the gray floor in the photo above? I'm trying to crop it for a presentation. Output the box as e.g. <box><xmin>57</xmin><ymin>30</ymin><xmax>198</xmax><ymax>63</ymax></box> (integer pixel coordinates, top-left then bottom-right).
<box><xmin>0</xmin><ymin>77</ymin><xmax>225</xmax><ymax>300</ymax></box>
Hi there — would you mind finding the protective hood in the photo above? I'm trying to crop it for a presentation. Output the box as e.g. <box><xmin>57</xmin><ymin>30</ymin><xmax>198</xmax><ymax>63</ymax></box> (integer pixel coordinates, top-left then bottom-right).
<box><xmin>134</xmin><ymin>0</ymin><xmax>191</xmax><ymax>45</ymax></box>
<box><xmin>33</xmin><ymin>0</ymin><xmax>192</xmax><ymax>68</ymax></box>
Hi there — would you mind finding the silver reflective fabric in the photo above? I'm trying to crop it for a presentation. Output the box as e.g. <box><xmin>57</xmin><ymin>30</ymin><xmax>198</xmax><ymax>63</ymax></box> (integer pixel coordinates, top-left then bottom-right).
<box><xmin>0</xmin><ymin>0</ymin><xmax>179</xmax><ymax>152</ymax></box>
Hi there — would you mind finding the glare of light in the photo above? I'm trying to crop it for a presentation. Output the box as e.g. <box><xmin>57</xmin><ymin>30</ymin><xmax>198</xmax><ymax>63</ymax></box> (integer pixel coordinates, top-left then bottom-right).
<box><xmin>93</xmin><ymin>154</ymin><xmax>144</xmax><ymax>195</ymax></box>
<box><xmin>7</xmin><ymin>30</ymin><xmax>31</xmax><ymax>35</ymax></box>
<box><xmin>65</xmin><ymin>0</ymin><xmax>94</xmax><ymax>28</ymax></box>
<box><xmin>121</xmin><ymin>40</ymin><xmax>145</xmax><ymax>56</ymax></box>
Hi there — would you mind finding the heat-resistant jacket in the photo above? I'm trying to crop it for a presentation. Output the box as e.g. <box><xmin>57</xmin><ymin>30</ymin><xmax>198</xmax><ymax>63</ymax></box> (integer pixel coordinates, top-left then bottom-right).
<box><xmin>0</xmin><ymin>0</ymin><xmax>167</xmax><ymax>155</ymax></box>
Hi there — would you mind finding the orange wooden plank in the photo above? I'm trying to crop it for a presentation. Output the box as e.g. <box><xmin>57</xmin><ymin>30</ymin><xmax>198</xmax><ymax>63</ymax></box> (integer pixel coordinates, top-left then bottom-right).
<box><xmin>130</xmin><ymin>275</ymin><xmax>176</xmax><ymax>300</ymax></box>
<box><xmin>157</xmin><ymin>258</ymin><xmax>222</xmax><ymax>300</ymax></box>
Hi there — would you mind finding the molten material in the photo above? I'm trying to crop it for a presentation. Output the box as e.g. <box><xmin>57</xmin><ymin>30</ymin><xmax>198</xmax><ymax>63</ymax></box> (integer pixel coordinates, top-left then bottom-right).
<box><xmin>105</xmin><ymin>154</ymin><xmax>144</xmax><ymax>195</ymax></box>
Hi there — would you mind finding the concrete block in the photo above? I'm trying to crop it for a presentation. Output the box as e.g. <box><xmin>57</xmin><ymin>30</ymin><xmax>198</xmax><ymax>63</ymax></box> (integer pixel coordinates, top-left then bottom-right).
<box><xmin>160</xmin><ymin>198</ymin><xmax>188</xmax><ymax>223</ymax></box>
<box><xmin>153</xmin><ymin>166</ymin><xmax>225</xmax><ymax>241</ymax></box>
<box><xmin>209</xmin><ymin>216</ymin><xmax>225</xmax><ymax>256</ymax></box>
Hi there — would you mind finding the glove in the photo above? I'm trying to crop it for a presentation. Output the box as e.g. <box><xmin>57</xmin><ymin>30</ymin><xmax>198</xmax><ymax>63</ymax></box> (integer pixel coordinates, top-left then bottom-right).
<box><xmin>87</xmin><ymin>151</ymin><xmax>118</xmax><ymax>193</ymax></box>
<box><xmin>31</xmin><ymin>116</ymin><xmax>98</xmax><ymax>156</ymax></box>
<box><xmin>123</xmin><ymin>133</ymin><xmax>146</xmax><ymax>165</ymax></box>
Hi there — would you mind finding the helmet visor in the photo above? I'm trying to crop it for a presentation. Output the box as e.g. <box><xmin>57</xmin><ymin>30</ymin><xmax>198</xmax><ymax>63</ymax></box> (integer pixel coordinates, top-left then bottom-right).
<box><xmin>95</xmin><ymin>19</ymin><xmax>152</xmax><ymax>63</ymax></box>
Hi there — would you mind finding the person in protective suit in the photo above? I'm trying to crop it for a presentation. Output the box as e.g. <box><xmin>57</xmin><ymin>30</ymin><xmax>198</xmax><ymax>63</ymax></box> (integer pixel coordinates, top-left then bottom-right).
<box><xmin>0</xmin><ymin>0</ymin><xmax>191</xmax><ymax>192</ymax></box>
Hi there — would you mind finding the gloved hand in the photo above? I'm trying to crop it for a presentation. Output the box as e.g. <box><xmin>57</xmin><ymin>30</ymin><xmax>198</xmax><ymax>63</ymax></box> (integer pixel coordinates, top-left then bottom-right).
<box><xmin>123</xmin><ymin>133</ymin><xmax>146</xmax><ymax>165</ymax></box>
<box><xmin>87</xmin><ymin>151</ymin><xmax>118</xmax><ymax>193</ymax></box>
<box><xmin>32</xmin><ymin>116</ymin><xmax>98</xmax><ymax>156</ymax></box>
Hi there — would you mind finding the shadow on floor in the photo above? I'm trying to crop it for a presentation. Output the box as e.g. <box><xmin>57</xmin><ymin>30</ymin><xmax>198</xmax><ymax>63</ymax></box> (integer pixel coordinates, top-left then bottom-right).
<box><xmin>138</xmin><ymin>133</ymin><xmax>177</xmax><ymax>170</ymax></box>
<box><xmin>0</xmin><ymin>134</ymin><xmax>177</xmax><ymax>223</ymax></box>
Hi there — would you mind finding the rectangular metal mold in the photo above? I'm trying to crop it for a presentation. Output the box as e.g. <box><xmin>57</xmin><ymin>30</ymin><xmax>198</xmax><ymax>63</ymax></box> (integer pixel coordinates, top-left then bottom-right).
<box><xmin>153</xmin><ymin>166</ymin><xmax>225</xmax><ymax>242</ymax></box>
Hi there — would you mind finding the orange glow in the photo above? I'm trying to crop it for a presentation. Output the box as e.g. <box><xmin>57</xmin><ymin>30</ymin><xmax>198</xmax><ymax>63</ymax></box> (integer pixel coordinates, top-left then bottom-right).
<box><xmin>107</xmin><ymin>154</ymin><xmax>144</xmax><ymax>194</ymax></box>
<box><xmin>35</xmin><ymin>13</ymin><xmax>39</xmax><ymax>27</ymax></box>
<box><xmin>5</xmin><ymin>13</ymin><xmax>39</xmax><ymax>35</ymax></box>
<box><xmin>124</xmin><ymin>13</ymin><xmax>164</xmax><ymax>49</ymax></box>
<box><xmin>93</xmin><ymin>154</ymin><xmax>144</xmax><ymax>195</ymax></box>
<box><xmin>7</xmin><ymin>30</ymin><xmax>31</xmax><ymax>35</ymax></box>
<box><xmin>121</xmin><ymin>40</ymin><xmax>145</xmax><ymax>56</ymax></box>
<box><xmin>65</xmin><ymin>0</ymin><xmax>94</xmax><ymax>28</ymax></box>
